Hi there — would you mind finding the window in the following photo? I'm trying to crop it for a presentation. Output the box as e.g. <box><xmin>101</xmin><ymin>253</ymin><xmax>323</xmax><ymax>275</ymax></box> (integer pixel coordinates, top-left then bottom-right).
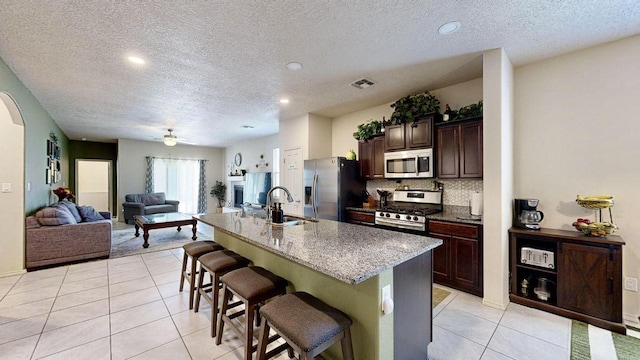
<box><xmin>272</xmin><ymin>147</ymin><xmax>280</xmax><ymax>187</ymax></box>
<box><xmin>153</xmin><ymin>158</ymin><xmax>200</xmax><ymax>214</ymax></box>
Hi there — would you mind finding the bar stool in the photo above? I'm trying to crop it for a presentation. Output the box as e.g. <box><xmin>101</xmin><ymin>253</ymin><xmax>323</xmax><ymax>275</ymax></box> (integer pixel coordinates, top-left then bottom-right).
<box><xmin>193</xmin><ymin>250</ymin><xmax>251</xmax><ymax>337</ymax></box>
<box><xmin>179</xmin><ymin>241</ymin><xmax>224</xmax><ymax>309</ymax></box>
<box><xmin>216</xmin><ymin>266</ymin><xmax>288</xmax><ymax>360</ymax></box>
<box><xmin>256</xmin><ymin>291</ymin><xmax>354</xmax><ymax>360</ymax></box>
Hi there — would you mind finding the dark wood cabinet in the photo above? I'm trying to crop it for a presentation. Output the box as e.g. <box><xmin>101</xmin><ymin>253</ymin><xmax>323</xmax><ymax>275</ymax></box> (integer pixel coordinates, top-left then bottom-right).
<box><xmin>436</xmin><ymin>119</ymin><xmax>482</xmax><ymax>179</ymax></box>
<box><xmin>509</xmin><ymin>227</ymin><xmax>625</xmax><ymax>333</ymax></box>
<box><xmin>346</xmin><ymin>209</ymin><xmax>375</xmax><ymax>226</ymax></box>
<box><xmin>385</xmin><ymin>114</ymin><xmax>438</xmax><ymax>152</ymax></box>
<box><xmin>384</xmin><ymin>124</ymin><xmax>405</xmax><ymax>151</ymax></box>
<box><xmin>428</xmin><ymin>220</ymin><xmax>483</xmax><ymax>296</ymax></box>
<box><xmin>358</xmin><ymin>136</ymin><xmax>385</xmax><ymax>180</ymax></box>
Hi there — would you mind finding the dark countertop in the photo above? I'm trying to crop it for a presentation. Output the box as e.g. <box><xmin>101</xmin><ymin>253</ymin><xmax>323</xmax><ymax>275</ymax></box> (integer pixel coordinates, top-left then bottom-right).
<box><xmin>346</xmin><ymin>205</ymin><xmax>483</xmax><ymax>225</ymax></box>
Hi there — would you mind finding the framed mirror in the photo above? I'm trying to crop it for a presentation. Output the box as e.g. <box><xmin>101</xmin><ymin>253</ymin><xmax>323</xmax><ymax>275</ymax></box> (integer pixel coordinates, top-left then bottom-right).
<box><xmin>234</xmin><ymin>153</ymin><xmax>242</xmax><ymax>166</ymax></box>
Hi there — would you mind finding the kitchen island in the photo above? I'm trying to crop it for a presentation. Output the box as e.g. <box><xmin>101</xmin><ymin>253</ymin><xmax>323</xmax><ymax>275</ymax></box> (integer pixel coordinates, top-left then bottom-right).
<box><xmin>196</xmin><ymin>212</ymin><xmax>442</xmax><ymax>360</ymax></box>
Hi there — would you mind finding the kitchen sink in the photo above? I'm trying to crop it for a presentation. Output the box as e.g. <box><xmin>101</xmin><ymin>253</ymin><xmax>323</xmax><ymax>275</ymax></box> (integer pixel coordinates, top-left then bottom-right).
<box><xmin>258</xmin><ymin>214</ymin><xmax>319</xmax><ymax>226</ymax></box>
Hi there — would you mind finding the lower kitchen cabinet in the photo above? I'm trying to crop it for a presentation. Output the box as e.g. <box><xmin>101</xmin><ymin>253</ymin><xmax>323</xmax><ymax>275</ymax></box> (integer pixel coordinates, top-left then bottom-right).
<box><xmin>428</xmin><ymin>220</ymin><xmax>483</xmax><ymax>296</ymax></box>
<box><xmin>509</xmin><ymin>227</ymin><xmax>625</xmax><ymax>333</ymax></box>
<box><xmin>346</xmin><ymin>209</ymin><xmax>375</xmax><ymax>226</ymax></box>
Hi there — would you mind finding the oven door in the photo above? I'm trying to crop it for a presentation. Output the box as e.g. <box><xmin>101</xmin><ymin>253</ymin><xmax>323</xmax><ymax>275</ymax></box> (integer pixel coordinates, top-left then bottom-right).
<box><xmin>384</xmin><ymin>149</ymin><xmax>433</xmax><ymax>178</ymax></box>
<box><xmin>375</xmin><ymin>217</ymin><xmax>427</xmax><ymax>234</ymax></box>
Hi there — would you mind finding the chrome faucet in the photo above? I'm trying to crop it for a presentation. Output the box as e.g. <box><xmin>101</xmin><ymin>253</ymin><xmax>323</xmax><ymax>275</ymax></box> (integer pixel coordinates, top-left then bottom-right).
<box><xmin>265</xmin><ymin>186</ymin><xmax>295</xmax><ymax>222</ymax></box>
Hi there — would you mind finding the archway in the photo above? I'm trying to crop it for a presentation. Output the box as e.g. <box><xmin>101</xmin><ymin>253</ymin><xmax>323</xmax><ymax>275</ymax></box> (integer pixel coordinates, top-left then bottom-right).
<box><xmin>0</xmin><ymin>92</ymin><xmax>26</xmax><ymax>275</ymax></box>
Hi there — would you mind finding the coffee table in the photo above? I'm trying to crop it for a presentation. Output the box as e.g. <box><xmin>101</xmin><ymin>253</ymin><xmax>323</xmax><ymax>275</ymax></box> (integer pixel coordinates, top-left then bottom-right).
<box><xmin>134</xmin><ymin>212</ymin><xmax>197</xmax><ymax>248</ymax></box>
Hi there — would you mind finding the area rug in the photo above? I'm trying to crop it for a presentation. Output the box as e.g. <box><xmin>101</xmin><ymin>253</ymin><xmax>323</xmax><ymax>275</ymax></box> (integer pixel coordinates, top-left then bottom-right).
<box><xmin>110</xmin><ymin>226</ymin><xmax>207</xmax><ymax>258</ymax></box>
<box><xmin>433</xmin><ymin>287</ymin><xmax>450</xmax><ymax>308</ymax></box>
<box><xmin>571</xmin><ymin>320</ymin><xmax>640</xmax><ymax>359</ymax></box>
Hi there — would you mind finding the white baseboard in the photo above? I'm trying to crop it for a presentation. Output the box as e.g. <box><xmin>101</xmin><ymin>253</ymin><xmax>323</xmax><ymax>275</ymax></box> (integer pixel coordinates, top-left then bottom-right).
<box><xmin>624</xmin><ymin>312</ymin><xmax>640</xmax><ymax>326</ymax></box>
<box><xmin>482</xmin><ymin>298</ymin><xmax>509</xmax><ymax>311</ymax></box>
<box><xmin>0</xmin><ymin>268</ymin><xmax>26</xmax><ymax>278</ymax></box>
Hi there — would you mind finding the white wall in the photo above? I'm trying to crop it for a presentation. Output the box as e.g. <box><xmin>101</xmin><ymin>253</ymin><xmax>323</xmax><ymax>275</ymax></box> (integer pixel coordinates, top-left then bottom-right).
<box><xmin>331</xmin><ymin>78</ymin><xmax>484</xmax><ymax>159</ymax></box>
<box><xmin>482</xmin><ymin>48</ymin><xmax>514</xmax><ymax>310</ymax></box>
<box><xmin>514</xmin><ymin>34</ymin><xmax>640</xmax><ymax>322</ymax></box>
<box><xmin>0</xmin><ymin>93</ymin><xmax>25</xmax><ymax>276</ymax></box>
<box><xmin>117</xmin><ymin>139</ymin><xmax>224</xmax><ymax>219</ymax></box>
<box><xmin>280</xmin><ymin>114</ymin><xmax>309</xmax><ymax>158</ymax></box>
<box><xmin>223</xmin><ymin>134</ymin><xmax>279</xmax><ymax>206</ymax></box>
<box><xmin>308</xmin><ymin>113</ymin><xmax>333</xmax><ymax>159</ymax></box>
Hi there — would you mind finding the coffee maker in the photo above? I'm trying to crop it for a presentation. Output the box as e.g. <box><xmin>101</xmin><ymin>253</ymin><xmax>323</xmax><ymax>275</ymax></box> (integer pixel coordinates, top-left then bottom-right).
<box><xmin>514</xmin><ymin>199</ymin><xmax>544</xmax><ymax>230</ymax></box>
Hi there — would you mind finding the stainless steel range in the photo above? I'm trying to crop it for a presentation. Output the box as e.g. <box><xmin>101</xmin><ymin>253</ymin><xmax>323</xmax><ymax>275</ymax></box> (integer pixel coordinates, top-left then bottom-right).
<box><xmin>375</xmin><ymin>189</ymin><xmax>443</xmax><ymax>233</ymax></box>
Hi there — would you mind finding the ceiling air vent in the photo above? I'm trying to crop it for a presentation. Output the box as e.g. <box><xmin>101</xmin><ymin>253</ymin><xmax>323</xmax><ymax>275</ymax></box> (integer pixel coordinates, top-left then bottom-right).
<box><xmin>350</xmin><ymin>78</ymin><xmax>375</xmax><ymax>89</ymax></box>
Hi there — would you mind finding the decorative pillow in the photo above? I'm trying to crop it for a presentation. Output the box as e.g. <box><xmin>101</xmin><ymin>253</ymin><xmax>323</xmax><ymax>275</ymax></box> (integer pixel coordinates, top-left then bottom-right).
<box><xmin>142</xmin><ymin>192</ymin><xmax>166</xmax><ymax>205</ymax></box>
<box><xmin>35</xmin><ymin>206</ymin><xmax>77</xmax><ymax>226</ymax></box>
<box><xmin>77</xmin><ymin>205</ymin><xmax>106</xmax><ymax>222</ymax></box>
<box><xmin>56</xmin><ymin>200</ymin><xmax>82</xmax><ymax>223</ymax></box>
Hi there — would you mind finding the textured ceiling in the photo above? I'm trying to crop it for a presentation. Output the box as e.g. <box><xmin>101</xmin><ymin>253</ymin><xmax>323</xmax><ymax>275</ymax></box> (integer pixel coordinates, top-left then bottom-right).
<box><xmin>0</xmin><ymin>1</ymin><xmax>638</xmax><ymax>147</ymax></box>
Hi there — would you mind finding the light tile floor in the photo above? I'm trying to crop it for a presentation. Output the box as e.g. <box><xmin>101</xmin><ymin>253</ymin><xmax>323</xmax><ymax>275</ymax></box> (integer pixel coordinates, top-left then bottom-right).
<box><xmin>0</xmin><ymin>227</ymin><xmax>629</xmax><ymax>359</ymax></box>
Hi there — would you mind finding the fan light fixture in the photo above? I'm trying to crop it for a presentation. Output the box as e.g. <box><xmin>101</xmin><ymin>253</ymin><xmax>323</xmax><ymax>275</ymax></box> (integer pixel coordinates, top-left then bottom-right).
<box><xmin>163</xmin><ymin>129</ymin><xmax>178</xmax><ymax>146</ymax></box>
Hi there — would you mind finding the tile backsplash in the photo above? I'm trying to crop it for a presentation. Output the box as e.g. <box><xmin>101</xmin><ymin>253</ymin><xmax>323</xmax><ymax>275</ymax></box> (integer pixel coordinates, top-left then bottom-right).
<box><xmin>366</xmin><ymin>179</ymin><xmax>483</xmax><ymax>206</ymax></box>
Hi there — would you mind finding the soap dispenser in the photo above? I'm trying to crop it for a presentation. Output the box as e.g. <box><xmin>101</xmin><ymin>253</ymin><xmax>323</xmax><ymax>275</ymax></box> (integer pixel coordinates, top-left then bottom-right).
<box><xmin>272</xmin><ymin>203</ymin><xmax>284</xmax><ymax>224</ymax></box>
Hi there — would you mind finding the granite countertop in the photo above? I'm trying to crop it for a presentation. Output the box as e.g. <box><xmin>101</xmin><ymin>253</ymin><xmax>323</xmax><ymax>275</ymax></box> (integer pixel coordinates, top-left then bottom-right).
<box><xmin>346</xmin><ymin>205</ymin><xmax>483</xmax><ymax>225</ymax></box>
<box><xmin>196</xmin><ymin>212</ymin><xmax>442</xmax><ymax>285</ymax></box>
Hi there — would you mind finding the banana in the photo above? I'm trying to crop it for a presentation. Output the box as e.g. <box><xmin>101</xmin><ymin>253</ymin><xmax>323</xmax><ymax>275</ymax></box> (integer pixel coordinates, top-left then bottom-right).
<box><xmin>576</xmin><ymin>195</ymin><xmax>585</xmax><ymax>201</ymax></box>
<box><xmin>584</xmin><ymin>195</ymin><xmax>613</xmax><ymax>200</ymax></box>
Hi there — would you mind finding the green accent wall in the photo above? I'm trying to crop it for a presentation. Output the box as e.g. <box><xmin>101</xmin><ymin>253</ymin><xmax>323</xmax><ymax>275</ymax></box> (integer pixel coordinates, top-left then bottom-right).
<box><xmin>0</xmin><ymin>56</ymin><xmax>68</xmax><ymax>214</ymax></box>
<box><xmin>69</xmin><ymin>140</ymin><xmax>118</xmax><ymax>214</ymax></box>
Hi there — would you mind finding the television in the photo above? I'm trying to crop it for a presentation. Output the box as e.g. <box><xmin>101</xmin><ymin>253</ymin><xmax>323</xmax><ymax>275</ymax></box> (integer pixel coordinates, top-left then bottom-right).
<box><xmin>243</xmin><ymin>172</ymin><xmax>272</xmax><ymax>206</ymax></box>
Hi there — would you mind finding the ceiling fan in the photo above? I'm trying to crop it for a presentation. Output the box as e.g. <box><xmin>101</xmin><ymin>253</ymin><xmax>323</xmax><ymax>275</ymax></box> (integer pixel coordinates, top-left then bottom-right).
<box><xmin>155</xmin><ymin>129</ymin><xmax>195</xmax><ymax>146</ymax></box>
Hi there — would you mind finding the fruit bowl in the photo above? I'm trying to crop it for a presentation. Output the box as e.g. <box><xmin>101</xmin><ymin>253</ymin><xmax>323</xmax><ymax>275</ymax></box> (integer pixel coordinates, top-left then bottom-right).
<box><xmin>576</xmin><ymin>222</ymin><xmax>617</xmax><ymax>236</ymax></box>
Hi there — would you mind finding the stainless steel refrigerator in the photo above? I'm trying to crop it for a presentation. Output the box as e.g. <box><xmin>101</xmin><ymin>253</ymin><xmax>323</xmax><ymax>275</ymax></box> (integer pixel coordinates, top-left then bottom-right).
<box><xmin>304</xmin><ymin>157</ymin><xmax>365</xmax><ymax>222</ymax></box>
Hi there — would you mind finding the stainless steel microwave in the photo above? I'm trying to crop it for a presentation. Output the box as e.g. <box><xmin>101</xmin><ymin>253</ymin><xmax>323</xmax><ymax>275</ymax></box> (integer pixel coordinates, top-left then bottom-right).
<box><xmin>384</xmin><ymin>149</ymin><xmax>434</xmax><ymax>178</ymax></box>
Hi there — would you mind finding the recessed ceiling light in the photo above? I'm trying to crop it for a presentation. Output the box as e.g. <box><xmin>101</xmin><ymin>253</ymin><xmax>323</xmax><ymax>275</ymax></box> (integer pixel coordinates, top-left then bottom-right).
<box><xmin>286</xmin><ymin>62</ymin><xmax>302</xmax><ymax>71</ymax></box>
<box><xmin>438</xmin><ymin>21</ymin><xmax>461</xmax><ymax>35</ymax></box>
<box><xmin>241</xmin><ymin>125</ymin><xmax>255</xmax><ymax>129</ymax></box>
<box><xmin>127</xmin><ymin>56</ymin><xmax>145</xmax><ymax>65</ymax></box>
<box><xmin>280</xmin><ymin>98</ymin><xmax>290</xmax><ymax>104</ymax></box>
<box><xmin>81</xmin><ymin>137</ymin><xmax>87</xmax><ymax>141</ymax></box>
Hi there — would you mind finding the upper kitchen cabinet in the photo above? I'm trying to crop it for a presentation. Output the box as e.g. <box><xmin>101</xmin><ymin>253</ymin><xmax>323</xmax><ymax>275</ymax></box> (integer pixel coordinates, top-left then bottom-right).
<box><xmin>436</xmin><ymin>118</ymin><xmax>483</xmax><ymax>179</ymax></box>
<box><xmin>385</xmin><ymin>114</ymin><xmax>439</xmax><ymax>152</ymax></box>
<box><xmin>358</xmin><ymin>135</ymin><xmax>385</xmax><ymax>179</ymax></box>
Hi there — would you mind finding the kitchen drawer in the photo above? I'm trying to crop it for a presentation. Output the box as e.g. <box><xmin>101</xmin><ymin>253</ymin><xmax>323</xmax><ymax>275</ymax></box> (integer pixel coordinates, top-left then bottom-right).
<box><xmin>428</xmin><ymin>220</ymin><xmax>479</xmax><ymax>239</ymax></box>
<box><xmin>346</xmin><ymin>210</ymin><xmax>375</xmax><ymax>225</ymax></box>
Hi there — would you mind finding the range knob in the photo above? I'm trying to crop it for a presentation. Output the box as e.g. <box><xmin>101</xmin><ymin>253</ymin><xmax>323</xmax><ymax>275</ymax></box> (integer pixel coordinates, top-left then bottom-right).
<box><xmin>413</xmin><ymin>216</ymin><xmax>419</xmax><ymax>221</ymax></box>
<box><xmin>406</xmin><ymin>215</ymin><xmax>411</xmax><ymax>220</ymax></box>
<box><xmin>379</xmin><ymin>212</ymin><xmax>385</xmax><ymax>217</ymax></box>
<box><xmin>385</xmin><ymin>213</ymin><xmax>390</xmax><ymax>218</ymax></box>
<box><xmin>395</xmin><ymin>214</ymin><xmax>400</xmax><ymax>219</ymax></box>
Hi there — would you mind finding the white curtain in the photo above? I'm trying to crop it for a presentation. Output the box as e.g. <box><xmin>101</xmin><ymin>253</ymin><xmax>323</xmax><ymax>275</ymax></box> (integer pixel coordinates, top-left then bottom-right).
<box><xmin>153</xmin><ymin>158</ymin><xmax>200</xmax><ymax>214</ymax></box>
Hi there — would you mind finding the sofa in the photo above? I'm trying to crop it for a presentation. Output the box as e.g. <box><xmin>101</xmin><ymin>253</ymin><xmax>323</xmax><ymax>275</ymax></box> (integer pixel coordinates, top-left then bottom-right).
<box><xmin>122</xmin><ymin>192</ymin><xmax>179</xmax><ymax>224</ymax></box>
<box><xmin>26</xmin><ymin>202</ymin><xmax>112</xmax><ymax>270</ymax></box>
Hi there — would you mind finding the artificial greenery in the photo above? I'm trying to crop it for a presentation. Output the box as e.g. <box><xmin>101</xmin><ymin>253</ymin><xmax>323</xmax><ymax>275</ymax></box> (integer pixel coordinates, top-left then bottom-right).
<box><xmin>353</xmin><ymin>119</ymin><xmax>383</xmax><ymax>141</ymax></box>
<box><xmin>450</xmin><ymin>100</ymin><xmax>483</xmax><ymax>121</ymax></box>
<box><xmin>210</xmin><ymin>181</ymin><xmax>227</xmax><ymax>207</ymax></box>
<box><xmin>389</xmin><ymin>91</ymin><xmax>441</xmax><ymax>127</ymax></box>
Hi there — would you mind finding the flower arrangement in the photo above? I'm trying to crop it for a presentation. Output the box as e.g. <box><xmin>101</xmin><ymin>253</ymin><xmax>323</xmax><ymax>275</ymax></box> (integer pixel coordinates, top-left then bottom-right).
<box><xmin>53</xmin><ymin>187</ymin><xmax>74</xmax><ymax>201</ymax></box>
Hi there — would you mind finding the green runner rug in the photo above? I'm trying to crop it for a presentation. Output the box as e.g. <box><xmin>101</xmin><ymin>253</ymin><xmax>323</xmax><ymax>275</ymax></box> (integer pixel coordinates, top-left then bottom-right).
<box><xmin>571</xmin><ymin>320</ymin><xmax>640</xmax><ymax>360</ymax></box>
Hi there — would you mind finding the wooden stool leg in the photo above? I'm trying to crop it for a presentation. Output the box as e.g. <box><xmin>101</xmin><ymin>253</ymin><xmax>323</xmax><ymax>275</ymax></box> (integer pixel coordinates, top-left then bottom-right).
<box><xmin>256</xmin><ymin>319</ymin><xmax>271</xmax><ymax>360</ymax></box>
<box><xmin>189</xmin><ymin>256</ymin><xmax>197</xmax><ymax>309</ymax></box>
<box><xmin>341</xmin><ymin>328</ymin><xmax>355</xmax><ymax>360</ymax></box>
<box><xmin>216</xmin><ymin>284</ymin><xmax>231</xmax><ymax>345</ymax></box>
<box><xmin>179</xmin><ymin>252</ymin><xmax>188</xmax><ymax>291</ymax></box>
<box><xmin>211</xmin><ymin>273</ymin><xmax>220</xmax><ymax>338</ymax></box>
<box><xmin>194</xmin><ymin>266</ymin><xmax>206</xmax><ymax>312</ymax></box>
<box><xmin>245</xmin><ymin>303</ymin><xmax>256</xmax><ymax>360</ymax></box>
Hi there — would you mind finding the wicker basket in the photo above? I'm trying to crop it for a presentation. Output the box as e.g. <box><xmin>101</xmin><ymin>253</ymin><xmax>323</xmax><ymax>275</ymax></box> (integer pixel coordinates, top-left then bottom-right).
<box><xmin>576</xmin><ymin>199</ymin><xmax>614</xmax><ymax>209</ymax></box>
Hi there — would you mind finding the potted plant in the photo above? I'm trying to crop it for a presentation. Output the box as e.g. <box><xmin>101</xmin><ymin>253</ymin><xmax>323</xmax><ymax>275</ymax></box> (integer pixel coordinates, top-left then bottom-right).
<box><xmin>452</xmin><ymin>100</ymin><xmax>483</xmax><ymax>121</ymax></box>
<box><xmin>389</xmin><ymin>91</ymin><xmax>441</xmax><ymax>127</ymax></box>
<box><xmin>210</xmin><ymin>181</ymin><xmax>227</xmax><ymax>213</ymax></box>
<box><xmin>353</xmin><ymin>119</ymin><xmax>383</xmax><ymax>141</ymax></box>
